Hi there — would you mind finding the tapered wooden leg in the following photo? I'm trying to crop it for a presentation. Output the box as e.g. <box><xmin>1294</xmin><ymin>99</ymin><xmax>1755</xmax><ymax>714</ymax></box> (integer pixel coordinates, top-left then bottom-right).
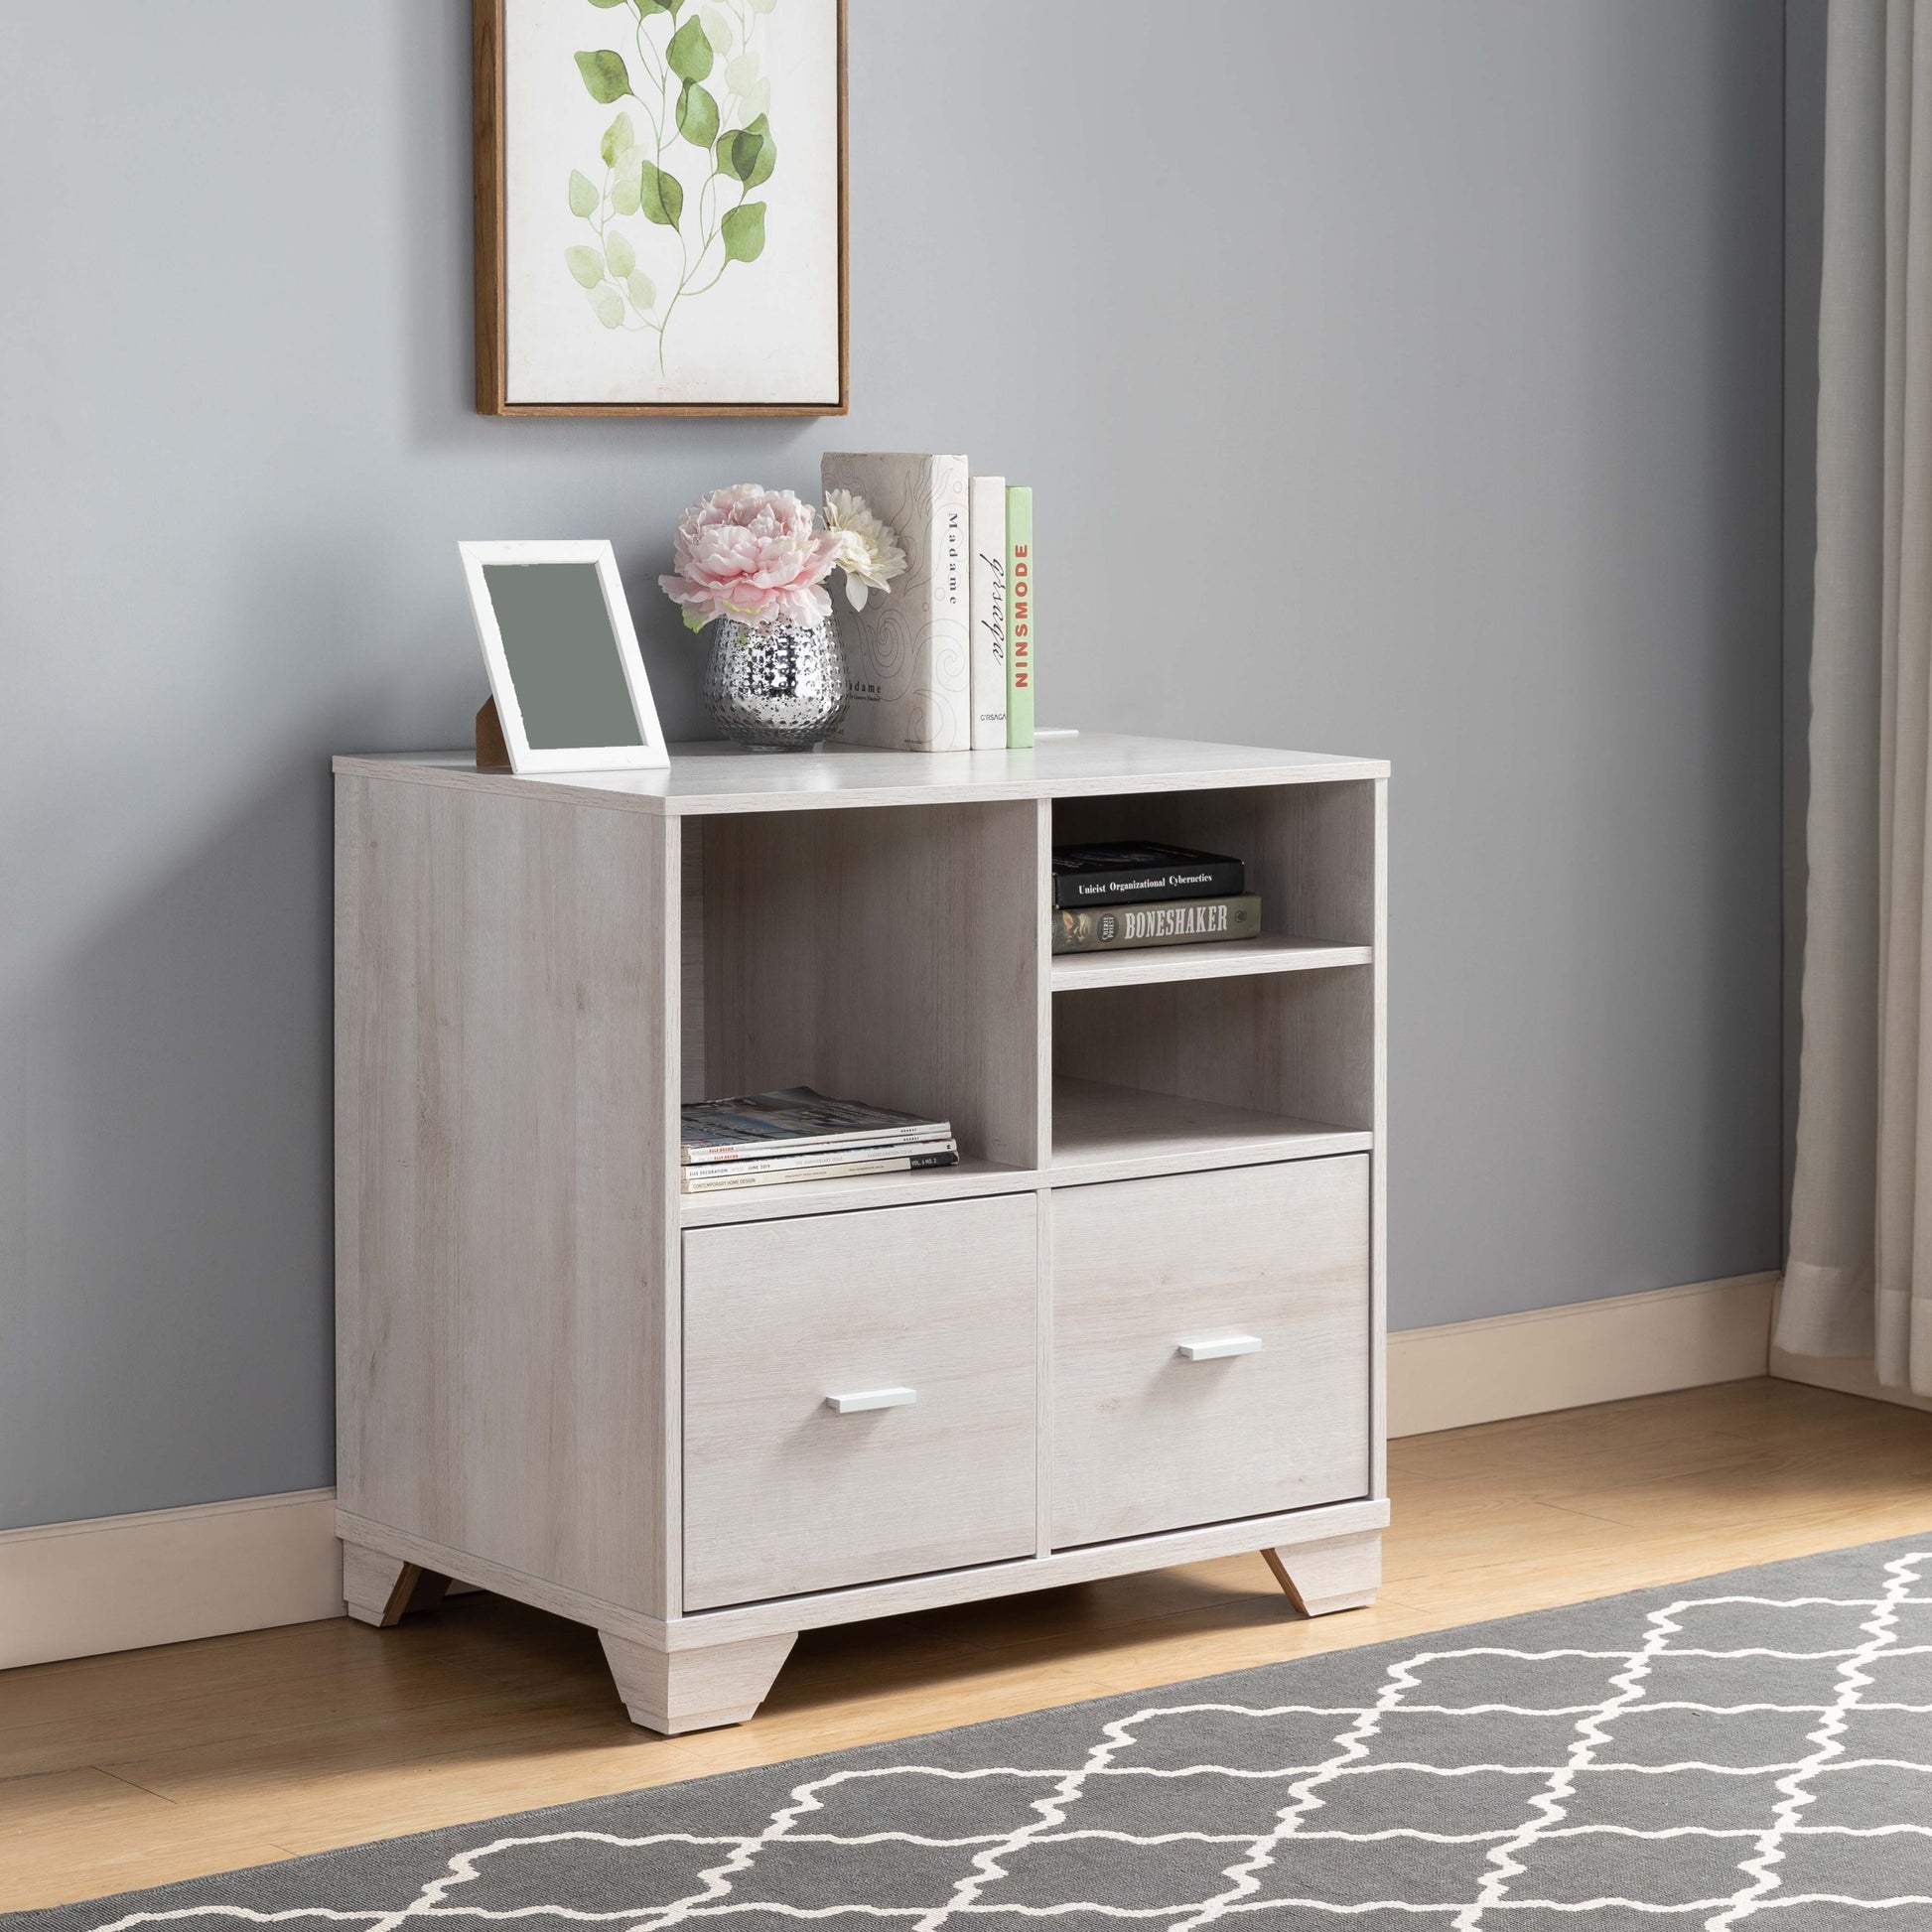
<box><xmin>1265</xmin><ymin>1529</ymin><xmax>1381</xmax><ymax>1616</ymax></box>
<box><xmin>600</xmin><ymin>1629</ymin><xmax>796</xmax><ymax>1734</ymax></box>
<box><xmin>342</xmin><ymin>1544</ymin><xmax>451</xmax><ymax>1627</ymax></box>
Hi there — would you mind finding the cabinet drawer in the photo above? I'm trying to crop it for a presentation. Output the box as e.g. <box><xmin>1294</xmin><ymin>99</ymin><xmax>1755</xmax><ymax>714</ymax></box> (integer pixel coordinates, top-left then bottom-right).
<box><xmin>683</xmin><ymin>1194</ymin><xmax>1037</xmax><ymax>1610</ymax></box>
<box><xmin>1051</xmin><ymin>1158</ymin><xmax>1369</xmax><ymax>1548</ymax></box>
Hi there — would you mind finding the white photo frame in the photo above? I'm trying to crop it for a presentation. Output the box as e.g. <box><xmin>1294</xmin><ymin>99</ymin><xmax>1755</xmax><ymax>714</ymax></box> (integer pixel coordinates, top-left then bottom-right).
<box><xmin>459</xmin><ymin>540</ymin><xmax>669</xmax><ymax>774</ymax></box>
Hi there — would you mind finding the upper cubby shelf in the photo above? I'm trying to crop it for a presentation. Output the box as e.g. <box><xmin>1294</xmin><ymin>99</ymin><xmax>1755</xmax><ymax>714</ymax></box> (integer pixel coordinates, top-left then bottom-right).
<box><xmin>1050</xmin><ymin>933</ymin><xmax>1371</xmax><ymax>992</ymax></box>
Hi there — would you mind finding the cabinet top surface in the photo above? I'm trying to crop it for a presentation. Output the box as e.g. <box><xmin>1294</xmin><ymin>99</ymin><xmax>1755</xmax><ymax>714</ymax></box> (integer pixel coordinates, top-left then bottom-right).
<box><xmin>334</xmin><ymin>734</ymin><xmax>1389</xmax><ymax>815</ymax></box>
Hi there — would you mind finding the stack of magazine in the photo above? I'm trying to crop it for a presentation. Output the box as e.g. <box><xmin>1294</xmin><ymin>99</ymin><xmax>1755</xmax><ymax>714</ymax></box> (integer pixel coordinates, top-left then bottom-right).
<box><xmin>1051</xmin><ymin>841</ymin><xmax>1262</xmax><ymax>955</ymax></box>
<box><xmin>681</xmin><ymin>1086</ymin><xmax>960</xmax><ymax>1193</ymax></box>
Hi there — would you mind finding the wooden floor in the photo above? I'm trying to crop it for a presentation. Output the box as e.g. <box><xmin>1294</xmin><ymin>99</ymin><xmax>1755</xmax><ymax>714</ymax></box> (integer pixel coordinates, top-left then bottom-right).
<box><xmin>6</xmin><ymin>1376</ymin><xmax>1932</xmax><ymax>1911</ymax></box>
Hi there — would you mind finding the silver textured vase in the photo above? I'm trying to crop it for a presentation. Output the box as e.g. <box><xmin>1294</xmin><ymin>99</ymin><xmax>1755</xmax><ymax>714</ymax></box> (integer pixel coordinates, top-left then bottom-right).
<box><xmin>703</xmin><ymin>615</ymin><xmax>848</xmax><ymax>751</ymax></box>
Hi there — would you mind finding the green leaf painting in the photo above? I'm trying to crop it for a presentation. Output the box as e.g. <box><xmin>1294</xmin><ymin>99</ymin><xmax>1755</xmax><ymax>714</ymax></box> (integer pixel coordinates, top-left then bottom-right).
<box><xmin>573</xmin><ymin>50</ymin><xmax>631</xmax><ymax>103</ymax></box>
<box><xmin>562</xmin><ymin>0</ymin><xmax>787</xmax><ymax>375</ymax></box>
<box><xmin>637</xmin><ymin>158</ymin><xmax>684</xmax><ymax>227</ymax></box>
<box><xmin>739</xmin><ymin>113</ymin><xmax>776</xmax><ymax>188</ymax></box>
<box><xmin>720</xmin><ymin>201</ymin><xmax>765</xmax><ymax>263</ymax></box>
<box><xmin>600</xmin><ymin>112</ymin><xmax>634</xmax><ymax>166</ymax></box>
<box><xmin>716</xmin><ymin>117</ymin><xmax>773</xmax><ymax>188</ymax></box>
<box><xmin>665</xmin><ymin>16</ymin><xmax>713</xmax><ymax>82</ymax></box>
<box><xmin>676</xmin><ymin>81</ymin><xmax>719</xmax><ymax>149</ymax></box>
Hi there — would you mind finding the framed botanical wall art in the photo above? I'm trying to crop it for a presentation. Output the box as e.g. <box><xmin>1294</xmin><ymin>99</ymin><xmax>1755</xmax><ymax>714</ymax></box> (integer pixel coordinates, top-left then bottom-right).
<box><xmin>475</xmin><ymin>0</ymin><xmax>846</xmax><ymax>416</ymax></box>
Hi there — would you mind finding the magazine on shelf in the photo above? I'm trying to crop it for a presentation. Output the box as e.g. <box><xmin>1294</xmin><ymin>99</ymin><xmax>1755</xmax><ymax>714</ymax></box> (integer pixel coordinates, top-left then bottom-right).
<box><xmin>682</xmin><ymin>1136</ymin><xmax>958</xmax><ymax>1179</ymax></box>
<box><xmin>680</xmin><ymin>1086</ymin><xmax>952</xmax><ymax>1165</ymax></box>
<box><xmin>683</xmin><ymin>1148</ymin><xmax>962</xmax><ymax>1193</ymax></box>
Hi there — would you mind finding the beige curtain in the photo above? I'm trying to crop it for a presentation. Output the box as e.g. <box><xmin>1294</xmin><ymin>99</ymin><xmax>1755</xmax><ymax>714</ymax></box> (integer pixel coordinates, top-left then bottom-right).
<box><xmin>1782</xmin><ymin>0</ymin><xmax>1932</xmax><ymax>1391</ymax></box>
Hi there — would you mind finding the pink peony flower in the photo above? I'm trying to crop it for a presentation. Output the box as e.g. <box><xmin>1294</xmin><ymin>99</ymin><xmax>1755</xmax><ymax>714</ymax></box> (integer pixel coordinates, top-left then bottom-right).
<box><xmin>657</xmin><ymin>483</ymin><xmax>845</xmax><ymax>631</ymax></box>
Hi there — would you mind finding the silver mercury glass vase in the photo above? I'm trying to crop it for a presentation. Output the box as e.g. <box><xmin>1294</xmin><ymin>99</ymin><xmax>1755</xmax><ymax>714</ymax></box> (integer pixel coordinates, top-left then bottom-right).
<box><xmin>702</xmin><ymin>614</ymin><xmax>849</xmax><ymax>751</ymax></box>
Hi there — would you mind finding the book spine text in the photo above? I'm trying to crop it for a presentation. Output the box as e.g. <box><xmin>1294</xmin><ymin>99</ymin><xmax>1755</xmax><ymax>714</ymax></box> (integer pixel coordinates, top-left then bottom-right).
<box><xmin>969</xmin><ymin>476</ymin><xmax>1008</xmax><ymax>750</ymax></box>
<box><xmin>1007</xmin><ymin>484</ymin><xmax>1034</xmax><ymax>749</ymax></box>
<box><xmin>1052</xmin><ymin>895</ymin><xmax>1263</xmax><ymax>954</ymax></box>
<box><xmin>1053</xmin><ymin>859</ymin><xmax>1247</xmax><ymax>908</ymax></box>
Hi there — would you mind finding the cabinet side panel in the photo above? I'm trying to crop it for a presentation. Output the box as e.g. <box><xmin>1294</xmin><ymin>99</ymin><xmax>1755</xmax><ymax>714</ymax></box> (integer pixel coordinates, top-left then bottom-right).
<box><xmin>680</xmin><ymin>819</ymin><xmax>705</xmax><ymax>1102</ymax></box>
<box><xmin>335</xmin><ymin>776</ymin><xmax>373</xmax><ymax>1517</ymax></box>
<box><xmin>1370</xmin><ymin>776</ymin><xmax>1389</xmax><ymax>1496</ymax></box>
<box><xmin>336</xmin><ymin>776</ymin><xmax>672</xmax><ymax>1616</ymax></box>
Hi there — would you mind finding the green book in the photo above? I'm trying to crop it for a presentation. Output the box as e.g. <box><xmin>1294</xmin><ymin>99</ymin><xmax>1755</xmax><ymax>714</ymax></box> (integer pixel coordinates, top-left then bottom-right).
<box><xmin>1006</xmin><ymin>484</ymin><xmax>1034</xmax><ymax>749</ymax></box>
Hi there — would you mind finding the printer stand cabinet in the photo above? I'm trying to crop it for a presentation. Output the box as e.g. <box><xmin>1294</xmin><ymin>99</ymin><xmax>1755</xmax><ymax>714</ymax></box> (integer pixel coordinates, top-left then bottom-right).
<box><xmin>333</xmin><ymin>735</ymin><xmax>1389</xmax><ymax>1733</ymax></box>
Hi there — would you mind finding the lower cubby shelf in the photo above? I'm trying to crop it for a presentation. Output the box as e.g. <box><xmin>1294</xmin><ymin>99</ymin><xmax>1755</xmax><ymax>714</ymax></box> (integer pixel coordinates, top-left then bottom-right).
<box><xmin>1048</xmin><ymin>1076</ymin><xmax>1370</xmax><ymax>1179</ymax></box>
<box><xmin>677</xmin><ymin>1078</ymin><xmax>1370</xmax><ymax>1226</ymax></box>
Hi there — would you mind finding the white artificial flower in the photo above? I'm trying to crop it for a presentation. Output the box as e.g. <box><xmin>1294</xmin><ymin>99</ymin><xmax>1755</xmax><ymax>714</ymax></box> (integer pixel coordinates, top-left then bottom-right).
<box><xmin>821</xmin><ymin>488</ymin><xmax>908</xmax><ymax>612</ymax></box>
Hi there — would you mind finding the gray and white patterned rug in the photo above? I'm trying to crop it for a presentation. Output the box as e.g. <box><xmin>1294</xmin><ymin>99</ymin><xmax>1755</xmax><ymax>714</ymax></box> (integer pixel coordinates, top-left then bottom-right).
<box><xmin>18</xmin><ymin>1534</ymin><xmax>1932</xmax><ymax>1930</ymax></box>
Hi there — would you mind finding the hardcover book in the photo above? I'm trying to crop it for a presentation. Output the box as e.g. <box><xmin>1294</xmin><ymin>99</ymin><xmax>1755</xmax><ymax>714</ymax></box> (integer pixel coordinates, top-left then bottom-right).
<box><xmin>1007</xmin><ymin>484</ymin><xmax>1034</xmax><ymax>749</ymax></box>
<box><xmin>821</xmin><ymin>453</ymin><xmax>971</xmax><ymax>752</ymax></box>
<box><xmin>1051</xmin><ymin>840</ymin><xmax>1247</xmax><ymax>908</ymax></box>
<box><xmin>1052</xmin><ymin>894</ymin><xmax>1262</xmax><ymax>954</ymax></box>
<box><xmin>969</xmin><ymin>476</ymin><xmax>1008</xmax><ymax>750</ymax></box>
<box><xmin>681</xmin><ymin>1086</ymin><xmax>951</xmax><ymax>1164</ymax></box>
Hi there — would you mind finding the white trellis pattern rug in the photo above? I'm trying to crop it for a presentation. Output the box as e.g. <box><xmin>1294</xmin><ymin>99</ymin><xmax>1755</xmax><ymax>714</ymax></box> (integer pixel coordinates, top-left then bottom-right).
<box><xmin>15</xmin><ymin>1536</ymin><xmax>1932</xmax><ymax>1930</ymax></box>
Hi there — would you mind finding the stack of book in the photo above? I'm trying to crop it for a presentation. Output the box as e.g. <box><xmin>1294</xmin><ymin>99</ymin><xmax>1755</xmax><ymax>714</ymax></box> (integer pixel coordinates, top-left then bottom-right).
<box><xmin>1050</xmin><ymin>841</ymin><xmax>1262</xmax><ymax>955</ymax></box>
<box><xmin>680</xmin><ymin>1086</ymin><xmax>960</xmax><ymax>1193</ymax></box>
<box><xmin>820</xmin><ymin>453</ymin><xmax>1034</xmax><ymax>753</ymax></box>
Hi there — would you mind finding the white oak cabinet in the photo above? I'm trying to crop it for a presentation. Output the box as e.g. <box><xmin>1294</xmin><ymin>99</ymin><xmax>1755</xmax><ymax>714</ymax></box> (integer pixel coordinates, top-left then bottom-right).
<box><xmin>334</xmin><ymin>735</ymin><xmax>1389</xmax><ymax>1732</ymax></box>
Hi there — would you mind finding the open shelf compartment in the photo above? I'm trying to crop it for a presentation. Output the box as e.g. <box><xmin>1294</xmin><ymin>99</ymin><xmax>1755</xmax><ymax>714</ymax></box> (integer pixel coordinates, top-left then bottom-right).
<box><xmin>679</xmin><ymin>799</ymin><xmax>1044</xmax><ymax>1222</ymax></box>
<box><xmin>1047</xmin><ymin>779</ymin><xmax>1378</xmax><ymax>1172</ymax></box>
<box><xmin>1049</xmin><ymin>780</ymin><xmax>1375</xmax><ymax>987</ymax></box>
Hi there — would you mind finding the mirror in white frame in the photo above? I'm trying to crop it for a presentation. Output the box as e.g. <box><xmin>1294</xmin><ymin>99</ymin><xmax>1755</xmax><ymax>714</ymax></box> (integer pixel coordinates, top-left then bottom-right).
<box><xmin>459</xmin><ymin>540</ymin><xmax>669</xmax><ymax>773</ymax></box>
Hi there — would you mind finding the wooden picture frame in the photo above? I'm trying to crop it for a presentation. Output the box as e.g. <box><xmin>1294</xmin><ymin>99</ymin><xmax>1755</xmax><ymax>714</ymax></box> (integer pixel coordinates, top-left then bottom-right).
<box><xmin>474</xmin><ymin>0</ymin><xmax>848</xmax><ymax>418</ymax></box>
<box><xmin>459</xmin><ymin>540</ymin><xmax>671</xmax><ymax>773</ymax></box>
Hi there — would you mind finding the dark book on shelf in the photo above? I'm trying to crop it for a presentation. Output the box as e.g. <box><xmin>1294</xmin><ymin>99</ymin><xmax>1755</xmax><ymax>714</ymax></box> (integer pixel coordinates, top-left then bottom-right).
<box><xmin>1053</xmin><ymin>894</ymin><xmax>1262</xmax><ymax>955</ymax></box>
<box><xmin>1051</xmin><ymin>840</ymin><xmax>1246</xmax><ymax>908</ymax></box>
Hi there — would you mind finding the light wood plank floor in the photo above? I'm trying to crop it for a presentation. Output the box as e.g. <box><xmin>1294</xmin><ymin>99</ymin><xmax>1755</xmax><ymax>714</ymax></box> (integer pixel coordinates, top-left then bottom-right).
<box><xmin>6</xmin><ymin>1376</ymin><xmax>1932</xmax><ymax>1910</ymax></box>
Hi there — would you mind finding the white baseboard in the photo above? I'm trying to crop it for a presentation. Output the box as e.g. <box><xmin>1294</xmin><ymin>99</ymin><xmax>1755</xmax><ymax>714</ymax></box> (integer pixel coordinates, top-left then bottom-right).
<box><xmin>0</xmin><ymin>1488</ymin><xmax>343</xmax><ymax>1671</ymax></box>
<box><xmin>1389</xmin><ymin>1272</ymin><xmax>1779</xmax><ymax>1438</ymax></box>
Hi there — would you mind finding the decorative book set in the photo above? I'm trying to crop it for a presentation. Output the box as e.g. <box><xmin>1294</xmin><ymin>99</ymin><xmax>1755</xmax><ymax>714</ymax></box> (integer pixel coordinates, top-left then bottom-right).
<box><xmin>820</xmin><ymin>453</ymin><xmax>1034</xmax><ymax>754</ymax></box>
<box><xmin>1050</xmin><ymin>840</ymin><xmax>1262</xmax><ymax>956</ymax></box>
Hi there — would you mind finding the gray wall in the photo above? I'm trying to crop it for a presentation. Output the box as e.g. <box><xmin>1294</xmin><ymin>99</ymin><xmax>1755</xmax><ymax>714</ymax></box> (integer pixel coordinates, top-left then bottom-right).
<box><xmin>0</xmin><ymin>0</ymin><xmax>1788</xmax><ymax>1531</ymax></box>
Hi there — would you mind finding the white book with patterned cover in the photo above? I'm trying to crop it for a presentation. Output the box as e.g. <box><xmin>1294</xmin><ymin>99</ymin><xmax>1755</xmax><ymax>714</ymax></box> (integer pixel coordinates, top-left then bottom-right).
<box><xmin>821</xmin><ymin>452</ymin><xmax>971</xmax><ymax>752</ymax></box>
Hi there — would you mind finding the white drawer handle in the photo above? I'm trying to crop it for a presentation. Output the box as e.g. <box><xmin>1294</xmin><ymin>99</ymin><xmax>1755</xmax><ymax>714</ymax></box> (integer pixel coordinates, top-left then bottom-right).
<box><xmin>1177</xmin><ymin>1336</ymin><xmax>1263</xmax><ymax>1361</ymax></box>
<box><xmin>825</xmin><ymin>1386</ymin><xmax>917</xmax><ymax>1414</ymax></box>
